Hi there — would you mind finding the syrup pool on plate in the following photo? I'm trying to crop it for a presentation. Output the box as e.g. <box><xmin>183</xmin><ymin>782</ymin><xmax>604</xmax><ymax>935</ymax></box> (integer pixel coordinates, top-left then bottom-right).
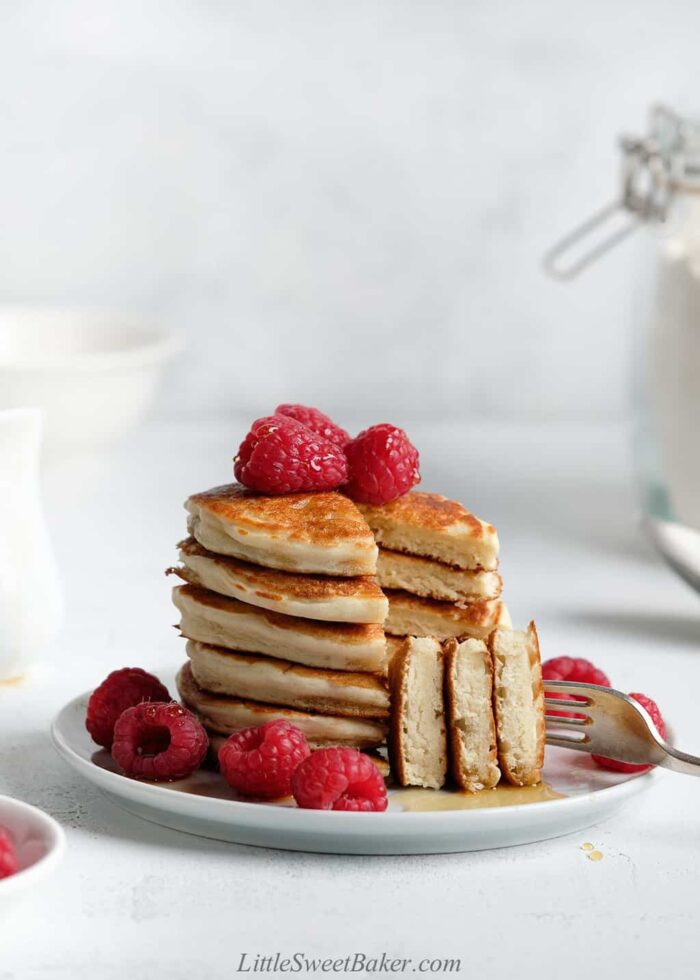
<box><xmin>393</xmin><ymin>782</ymin><xmax>564</xmax><ymax>812</ymax></box>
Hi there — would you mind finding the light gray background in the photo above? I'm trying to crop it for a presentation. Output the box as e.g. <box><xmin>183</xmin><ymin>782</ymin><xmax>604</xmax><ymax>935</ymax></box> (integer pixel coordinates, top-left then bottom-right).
<box><xmin>1</xmin><ymin>0</ymin><xmax>697</xmax><ymax>423</ymax></box>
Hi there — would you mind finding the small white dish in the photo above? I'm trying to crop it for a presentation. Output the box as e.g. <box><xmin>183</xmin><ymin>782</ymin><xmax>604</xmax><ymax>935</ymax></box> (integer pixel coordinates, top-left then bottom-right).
<box><xmin>52</xmin><ymin>688</ymin><xmax>660</xmax><ymax>855</ymax></box>
<box><xmin>0</xmin><ymin>795</ymin><xmax>66</xmax><ymax>911</ymax></box>
<box><xmin>0</xmin><ymin>307</ymin><xmax>182</xmax><ymax>452</ymax></box>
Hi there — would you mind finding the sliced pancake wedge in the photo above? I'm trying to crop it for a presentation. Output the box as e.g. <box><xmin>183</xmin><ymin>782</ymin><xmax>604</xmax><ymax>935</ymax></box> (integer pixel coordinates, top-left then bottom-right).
<box><xmin>443</xmin><ymin>638</ymin><xmax>500</xmax><ymax>792</ymax></box>
<box><xmin>357</xmin><ymin>492</ymin><xmax>498</xmax><ymax>571</ymax></box>
<box><xmin>186</xmin><ymin>484</ymin><xmax>377</xmax><ymax>576</ymax></box>
<box><xmin>387</xmin><ymin>636</ymin><xmax>447</xmax><ymax>790</ymax></box>
<box><xmin>170</xmin><ymin>537</ymin><xmax>387</xmax><ymax>624</ymax></box>
<box><xmin>177</xmin><ymin>663</ymin><xmax>387</xmax><ymax>749</ymax></box>
<box><xmin>173</xmin><ymin>584</ymin><xmax>386</xmax><ymax>673</ymax></box>
<box><xmin>384</xmin><ymin>590</ymin><xmax>510</xmax><ymax>641</ymax></box>
<box><xmin>186</xmin><ymin>639</ymin><xmax>389</xmax><ymax>718</ymax></box>
<box><xmin>377</xmin><ymin>548</ymin><xmax>502</xmax><ymax>602</ymax></box>
<box><xmin>489</xmin><ymin>622</ymin><xmax>545</xmax><ymax>787</ymax></box>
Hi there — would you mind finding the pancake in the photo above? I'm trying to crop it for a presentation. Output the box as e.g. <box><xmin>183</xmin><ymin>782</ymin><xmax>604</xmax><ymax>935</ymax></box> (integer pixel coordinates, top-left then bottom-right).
<box><xmin>173</xmin><ymin>584</ymin><xmax>387</xmax><ymax>673</ymax></box>
<box><xmin>376</xmin><ymin>548</ymin><xmax>502</xmax><ymax>602</ymax></box>
<box><xmin>177</xmin><ymin>663</ymin><xmax>387</xmax><ymax>749</ymax></box>
<box><xmin>186</xmin><ymin>484</ymin><xmax>377</xmax><ymax>576</ymax></box>
<box><xmin>357</xmin><ymin>492</ymin><xmax>499</xmax><ymax>571</ymax></box>
<box><xmin>387</xmin><ymin>636</ymin><xmax>447</xmax><ymax>790</ymax></box>
<box><xmin>170</xmin><ymin>537</ymin><xmax>387</xmax><ymax>624</ymax></box>
<box><xmin>384</xmin><ymin>590</ymin><xmax>510</xmax><ymax>641</ymax></box>
<box><xmin>186</xmin><ymin>639</ymin><xmax>389</xmax><ymax>718</ymax></box>
<box><xmin>443</xmin><ymin>638</ymin><xmax>500</xmax><ymax>792</ymax></box>
<box><xmin>489</xmin><ymin>622</ymin><xmax>545</xmax><ymax>787</ymax></box>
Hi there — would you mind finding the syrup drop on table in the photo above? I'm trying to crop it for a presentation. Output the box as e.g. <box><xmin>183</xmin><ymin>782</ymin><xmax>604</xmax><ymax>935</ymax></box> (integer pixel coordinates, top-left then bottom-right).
<box><xmin>394</xmin><ymin>782</ymin><xmax>564</xmax><ymax>812</ymax></box>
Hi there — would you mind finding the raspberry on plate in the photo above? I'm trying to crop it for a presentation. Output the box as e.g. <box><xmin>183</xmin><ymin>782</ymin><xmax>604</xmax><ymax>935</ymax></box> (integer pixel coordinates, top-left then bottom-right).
<box><xmin>111</xmin><ymin>702</ymin><xmax>208</xmax><ymax>781</ymax></box>
<box><xmin>275</xmin><ymin>404</ymin><xmax>349</xmax><ymax>449</ymax></box>
<box><xmin>0</xmin><ymin>827</ymin><xmax>20</xmax><ymax>880</ymax></box>
<box><xmin>86</xmin><ymin>668</ymin><xmax>171</xmax><ymax>749</ymax></box>
<box><xmin>344</xmin><ymin>424</ymin><xmax>420</xmax><ymax>505</ymax></box>
<box><xmin>291</xmin><ymin>747</ymin><xmax>388</xmax><ymax>811</ymax></box>
<box><xmin>593</xmin><ymin>693</ymin><xmax>666</xmax><ymax>773</ymax></box>
<box><xmin>218</xmin><ymin>720</ymin><xmax>310</xmax><ymax>799</ymax></box>
<box><xmin>542</xmin><ymin>656</ymin><xmax>611</xmax><ymax>719</ymax></box>
<box><xmin>234</xmin><ymin>415</ymin><xmax>348</xmax><ymax>494</ymax></box>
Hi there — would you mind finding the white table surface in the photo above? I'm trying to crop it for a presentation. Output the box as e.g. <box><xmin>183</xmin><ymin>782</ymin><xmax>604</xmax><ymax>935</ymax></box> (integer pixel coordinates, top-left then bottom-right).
<box><xmin>2</xmin><ymin>417</ymin><xmax>699</xmax><ymax>979</ymax></box>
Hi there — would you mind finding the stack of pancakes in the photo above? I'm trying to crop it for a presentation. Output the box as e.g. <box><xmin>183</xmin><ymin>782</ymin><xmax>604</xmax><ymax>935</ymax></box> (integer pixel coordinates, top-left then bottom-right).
<box><xmin>357</xmin><ymin>492</ymin><xmax>510</xmax><ymax>644</ymax></box>
<box><xmin>168</xmin><ymin>483</ymin><xmax>544</xmax><ymax>793</ymax></box>
<box><xmin>169</xmin><ymin>485</ymin><xmax>391</xmax><ymax>755</ymax></box>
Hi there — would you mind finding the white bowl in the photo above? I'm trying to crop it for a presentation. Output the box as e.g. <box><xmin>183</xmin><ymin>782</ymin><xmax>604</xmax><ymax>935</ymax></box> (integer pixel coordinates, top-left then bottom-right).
<box><xmin>0</xmin><ymin>795</ymin><xmax>66</xmax><ymax>913</ymax></box>
<box><xmin>0</xmin><ymin>308</ymin><xmax>183</xmax><ymax>452</ymax></box>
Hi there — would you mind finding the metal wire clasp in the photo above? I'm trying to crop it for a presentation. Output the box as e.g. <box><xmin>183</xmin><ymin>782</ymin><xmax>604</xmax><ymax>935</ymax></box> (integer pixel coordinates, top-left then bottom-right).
<box><xmin>543</xmin><ymin>133</ymin><xmax>674</xmax><ymax>280</ymax></box>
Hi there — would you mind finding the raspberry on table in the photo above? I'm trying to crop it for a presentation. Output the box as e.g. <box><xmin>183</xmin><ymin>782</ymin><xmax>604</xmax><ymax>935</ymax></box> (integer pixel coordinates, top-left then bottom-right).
<box><xmin>86</xmin><ymin>668</ymin><xmax>171</xmax><ymax>749</ymax></box>
<box><xmin>542</xmin><ymin>656</ymin><xmax>611</xmax><ymax>719</ymax></box>
<box><xmin>344</xmin><ymin>424</ymin><xmax>420</xmax><ymax>505</ymax></box>
<box><xmin>291</xmin><ymin>747</ymin><xmax>388</xmax><ymax>811</ymax></box>
<box><xmin>218</xmin><ymin>720</ymin><xmax>310</xmax><ymax>799</ymax></box>
<box><xmin>593</xmin><ymin>693</ymin><xmax>666</xmax><ymax>773</ymax></box>
<box><xmin>275</xmin><ymin>404</ymin><xmax>350</xmax><ymax>449</ymax></box>
<box><xmin>0</xmin><ymin>827</ymin><xmax>20</xmax><ymax>879</ymax></box>
<box><xmin>111</xmin><ymin>702</ymin><xmax>208</xmax><ymax>781</ymax></box>
<box><xmin>234</xmin><ymin>415</ymin><xmax>348</xmax><ymax>494</ymax></box>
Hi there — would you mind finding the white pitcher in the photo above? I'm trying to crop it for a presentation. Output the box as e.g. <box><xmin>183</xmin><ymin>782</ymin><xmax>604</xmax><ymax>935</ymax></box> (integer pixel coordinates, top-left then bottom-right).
<box><xmin>0</xmin><ymin>409</ymin><xmax>63</xmax><ymax>681</ymax></box>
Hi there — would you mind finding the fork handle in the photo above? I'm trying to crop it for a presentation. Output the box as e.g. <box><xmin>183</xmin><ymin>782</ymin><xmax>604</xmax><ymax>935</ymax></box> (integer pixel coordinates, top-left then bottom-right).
<box><xmin>658</xmin><ymin>741</ymin><xmax>700</xmax><ymax>775</ymax></box>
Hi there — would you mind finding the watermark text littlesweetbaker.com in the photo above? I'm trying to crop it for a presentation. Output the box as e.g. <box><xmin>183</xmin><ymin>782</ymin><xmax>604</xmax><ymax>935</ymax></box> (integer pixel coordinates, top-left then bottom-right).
<box><xmin>236</xmin><ymin>952</ymin><xmax>462</xmax><ymax>974</ymax></box>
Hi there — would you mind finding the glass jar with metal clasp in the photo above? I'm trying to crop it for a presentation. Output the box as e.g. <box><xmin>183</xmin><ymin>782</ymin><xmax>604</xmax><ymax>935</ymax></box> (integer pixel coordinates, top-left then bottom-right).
<box><xmin>545</xmin><ymin>105</ymin><xmax>700</xmax><ymax>593</ymax></box>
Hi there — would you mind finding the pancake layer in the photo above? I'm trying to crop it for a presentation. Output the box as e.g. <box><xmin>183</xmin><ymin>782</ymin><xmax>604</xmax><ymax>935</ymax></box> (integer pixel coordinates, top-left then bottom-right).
<box><xmin>186</xmin><ymin>484</ymin><xmax>377</xmax><ymax>575</ymax></box>
<box><xmin>186</xmin><ymin>639</ymin><xmax>389</xmax><ymax>718</ymax></box>
<box><xmin>173</xmin><ymin>584</ymin><xmax>387</xmax><ymax>673</ymax></box>
<box><xmin>177</xmin><ymin>663</ymin><xmax>387</xmax><ymax>749</ymax></box>
<box><xmin>171</xmin><ymin>537</ymin><xmax>387</xmax><ymax>624</ymax></box>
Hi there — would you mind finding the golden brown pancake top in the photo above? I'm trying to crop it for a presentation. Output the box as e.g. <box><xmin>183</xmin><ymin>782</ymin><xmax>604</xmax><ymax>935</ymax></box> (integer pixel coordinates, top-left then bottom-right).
<box><xmin>187</xmin><ymin>484</ymin><xmax>375</xmax><ymax>547</ymax></box>
<box><xmin>357</xmin><ymin>491</ymin><xmax>494</xmax><ymax>537</ymax></box>
<box><xmin>176</xmin><ymin>584</ymin><xmax>385</xmax><ymax>644</ymax></box>
<box><xmin>175</xmin><ymin>537</ymin><xmax>384</xmax><ymax>602</ymax></box>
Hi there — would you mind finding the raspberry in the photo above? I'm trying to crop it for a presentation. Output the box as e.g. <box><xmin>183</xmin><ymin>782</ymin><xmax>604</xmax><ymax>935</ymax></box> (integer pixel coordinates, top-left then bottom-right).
<box><xmin>593</xmin><ymin>693</ymin><xmax>666</xmax><ymax>773</ymax></box>
<box><xmin>218</xmin><ymin>720</ymin><xmax>310</xmax><ymax>799</ymax></box>
<box><xmin>234</xmin><ymin>415</ymin><xmax>348</xmax><ymax>494</ymax></box>
<box><xmin>86</xmin><ymin>668</ymin><xmax>171</xmax><ymax>749</ymax></box>
<box><xmin>291</xmin><ymin>747</ymin><xmax>388</xmax><ymax>811</ymax></box>
<box><xmin>275</xmin><ymin>404</ymin><xmax>350</xmax><ymax>449</ymax></box>
<box><xmin>0</xmin><ymin>827</ymin><xmax>20</xmax><ymax>879</ymax></box>
<box><xmin>111</xmin><ymin>702</ymin><xmax>208</xmax><ymax>781</ymax></box>
<box><xmin>344</xmin><ymin>424</ymin><xmax>420</xmax><ymax>505</ymax></box>
<box><xmin>542</xmin><ymin>656</ymin><xmax>611</xmax><ymax>719</ymax></box>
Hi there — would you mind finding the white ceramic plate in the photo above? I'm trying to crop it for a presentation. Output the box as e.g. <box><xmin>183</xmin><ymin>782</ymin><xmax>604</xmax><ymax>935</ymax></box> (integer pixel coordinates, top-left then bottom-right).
<box><xmin>52</xmin><ymin>691</ymin><xmax>660</xmax><ymax>855</ymax></box>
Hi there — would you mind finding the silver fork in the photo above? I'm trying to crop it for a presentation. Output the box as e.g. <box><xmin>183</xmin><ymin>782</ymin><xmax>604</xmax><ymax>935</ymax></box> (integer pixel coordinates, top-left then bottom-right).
<box><xmin>545</xmin><ymin>681</ymin><xmax>700</xmax><ymax>774</ymax></box>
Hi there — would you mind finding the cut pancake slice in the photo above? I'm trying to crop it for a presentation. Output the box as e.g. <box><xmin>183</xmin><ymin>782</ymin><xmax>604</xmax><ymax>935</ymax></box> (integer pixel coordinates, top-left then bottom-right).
<box><xmin>357</xmin><ymin>492</ymin><xmax>498</xmax><ymax>571</ymax></box>
<box><xmin>443</xmin><ymin>638</ymin><xmax>500</xmax><ymax>792</ymax></box>
<box><xmin>489</xmin><ymin>622</ymin><xmax>545</xmax><ymax>787</ymax></box>
<box><xmin>177</xmin><ymin>663</ymin><xmax>387</xmax><ymax>749</ymax></box>
<box><xmin>186</xmin><ymin>639</ymin><xmax>389</xmax><ymax>719</ymax></box>
<box><xmin>170</xmin><ymin>537</ymin><xmax>387</xmax><ymax>624</ymax></box>
<box><xmin>173</xmin><ymin>584</ymin><xmax>386</xmax><ymax>673</ymax></box>
<box><xmin>387</xmin><ymin>636</ymin><xmax>447</xmax><ymax>790</ymax></box>
<box><xmin>376</xmin><ymin>548</ymin><xmax>502</xmax><ymax>602</ymax></box>
<box><xmin>384</xmin><ymin>590</ymin><xmax>510</xmax><ymax>641</ymax></box>
<box><xmin>186</xmin><ymin>484</ymin><xmax>377</xmax><ymax>576</ymax></box>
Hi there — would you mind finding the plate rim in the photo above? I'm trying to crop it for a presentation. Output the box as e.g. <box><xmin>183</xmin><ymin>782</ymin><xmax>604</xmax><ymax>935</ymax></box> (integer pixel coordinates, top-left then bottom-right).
<box><xmin>51</xmin><ymin>690</ymin><xmax>661</xmax><ymax>832</ymax></box>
